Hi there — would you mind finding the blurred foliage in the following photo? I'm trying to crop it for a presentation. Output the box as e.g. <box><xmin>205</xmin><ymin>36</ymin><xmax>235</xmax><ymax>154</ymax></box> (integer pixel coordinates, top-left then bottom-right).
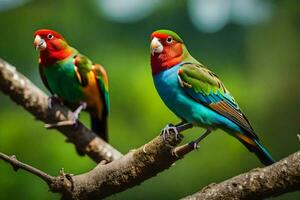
<box><xmin>0</xmin><ymin>0</ymin><xmax>299</xmax><ymax>199</ymax></box>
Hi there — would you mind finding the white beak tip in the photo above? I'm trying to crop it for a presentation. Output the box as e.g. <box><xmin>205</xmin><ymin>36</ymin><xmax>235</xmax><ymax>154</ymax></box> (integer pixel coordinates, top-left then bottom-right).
<box><xmin>150</xmin><ymin>37</ymin><xmax>163</xmax><ymax>55</ymax></box>
<box><xmin>34</xmin><ymin>35</ymin><xmax>47</xmax><ymax>51</ymax></box>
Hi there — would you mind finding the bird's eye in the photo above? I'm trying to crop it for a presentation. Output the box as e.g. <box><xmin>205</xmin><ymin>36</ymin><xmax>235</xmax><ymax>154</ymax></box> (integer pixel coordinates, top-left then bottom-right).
<box><xmin>47</xmin><ymin>34</ymin><xmax>53</xmax><ymax>39</ymax></box>
<box><xmin>166</xmin><ymin>36</ymin><xmax>173</xmax><ymax>43</ymax></box>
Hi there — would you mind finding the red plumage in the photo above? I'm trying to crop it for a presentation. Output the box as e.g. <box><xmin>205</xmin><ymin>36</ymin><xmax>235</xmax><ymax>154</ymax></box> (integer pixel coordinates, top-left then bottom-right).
<box><xmin>34</xmin><ymin>29</ymin><xmax>73</xmax><ymax>66</ymax></box>
<box><xmin>150</xmin><ymin>34</ymin><xmax>183</xmax><ymax>75</ymax></box>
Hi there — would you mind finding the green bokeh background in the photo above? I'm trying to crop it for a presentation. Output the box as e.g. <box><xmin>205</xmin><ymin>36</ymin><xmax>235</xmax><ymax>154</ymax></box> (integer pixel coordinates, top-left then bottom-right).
<box><xmin>0</xmin><ymin>0</ymin><xmax>299</xmax><ymax>199</ymax></box>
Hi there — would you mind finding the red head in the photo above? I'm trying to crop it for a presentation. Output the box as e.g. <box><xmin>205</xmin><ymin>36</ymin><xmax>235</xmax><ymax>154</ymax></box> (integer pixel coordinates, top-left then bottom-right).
<box><xmin>150</xmin><ymin>30</ymin><xmax>184</xmax><ymax>75</ymax></box>
<box><xmin>34</xmin><ymin>29</ymin><xmax>73</xmax><ymax>66</ymax></box>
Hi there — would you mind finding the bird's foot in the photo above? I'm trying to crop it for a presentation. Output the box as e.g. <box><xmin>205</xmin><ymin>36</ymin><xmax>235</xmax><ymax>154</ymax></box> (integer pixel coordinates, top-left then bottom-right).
<box><xmin>188</xmin><ymin>128</ymin><xmax>213</xmax><ymax>150</ymax></box>
<box><xmin>45</xmin><ymin>102</ymin><xmax>87</xmax><ymax>129</ymax></box>
<box><xmin>188</xmin><ymin>141</ymin><xmax>200</xmax><ymax>150</ymax></box>
<box><xmin>68</xmin><ymin>102</ymin><xmax>87</xmax><ymax>122</ymax></box>
<box><xmin>45</xmin><ymin>120</ymin><xmax>77</xmax><ymax>129</ymax></box>
<box><xmin>48</xmin><ymin>95</ymin><xmax>61</xmax><ymax>109</ymax></box>
<box><xmin>160</xmin><ymin>124</ymin><xmax>181</xmax><ymax>141</ymax></box>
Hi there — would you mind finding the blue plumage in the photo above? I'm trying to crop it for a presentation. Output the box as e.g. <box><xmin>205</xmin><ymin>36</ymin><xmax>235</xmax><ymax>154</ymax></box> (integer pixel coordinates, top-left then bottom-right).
<box><xmin>154</xmin><ymin>62</ymin><xmax>274</xmax><ymax>165</ymax></box>
<box><xmin>150</xmin><ymin>29</ymin><xmax>274</xmax><ymax>165</ymax></box>
<box><xmin>154</xmin><ymin>63</ymin><xmax>243</xmax><ymax>132</ymax></box>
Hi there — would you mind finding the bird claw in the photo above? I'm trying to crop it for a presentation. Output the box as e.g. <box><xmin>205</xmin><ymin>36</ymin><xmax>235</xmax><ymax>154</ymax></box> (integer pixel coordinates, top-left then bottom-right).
<box><xmin>187</xmin><ymin>128</ymin><xmax>212</xmax><ymax>150</ymax></box>
<box><xmin>160</xmin><ymin>124</ymin><xmax>180</xmax><ymax>141</ymax></box>
<box><xmin>45</xmin><ymin>119</ymin><xmax>78</xmax><ymax>129</ymax></box>
<box><xmin>48</xmin><ymin>95</ymin><xmax>61</xmax><ymax>109</ymax></box>
<box><xmin>45</xmin><ymin>102</ymin><xmax>86</xmax><ymax>129</ymax></box>
<box><xmin>189</xmin><ymin>141</ymin><xmax>200</xmax><ymax>150</ymax></box>
<box><xmin>68</xmin><ymin>102</ymin><xmax>87</xmax><ymax>121</ymax></box>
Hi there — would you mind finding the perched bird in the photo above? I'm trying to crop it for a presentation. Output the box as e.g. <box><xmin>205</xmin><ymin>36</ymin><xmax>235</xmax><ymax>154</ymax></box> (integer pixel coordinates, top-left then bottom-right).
<box><xmin>150</xmin><ymin>29</ymin><xmax>274</xmax><ymax>165</ymax></box>
<box><xmin>34</xmin><ymin>29</ymin><xmax>109</xmax><ymax>142</ymax></box>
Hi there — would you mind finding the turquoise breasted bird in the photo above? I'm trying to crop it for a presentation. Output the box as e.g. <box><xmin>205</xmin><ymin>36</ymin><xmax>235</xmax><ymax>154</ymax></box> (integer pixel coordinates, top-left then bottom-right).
<box><xmin>34</xmin><ymin>29</ymin><xmax>109</xmax><ymax>142</ymax></box>
<box><xmin>150</xmin><ymin>29</ymin><xmax>274</xmax><ymax>166</ymax></box>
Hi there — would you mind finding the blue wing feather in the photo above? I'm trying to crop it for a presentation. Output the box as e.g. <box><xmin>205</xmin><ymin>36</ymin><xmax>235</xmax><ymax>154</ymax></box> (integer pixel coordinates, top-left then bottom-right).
<box><xmin>178</xmin><ymin>62</ymin><xmax>257</xmax><ymax>138</ymax></box>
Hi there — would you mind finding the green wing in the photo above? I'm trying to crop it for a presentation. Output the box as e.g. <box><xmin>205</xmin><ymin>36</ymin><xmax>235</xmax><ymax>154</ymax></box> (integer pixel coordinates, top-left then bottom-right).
<box><xmin>74</xmin><ymin>54</ymin><xmax>93</xmax><ymax>87</ymax></box>
<box><xmin>92</xmin><ymin>64</ymin><xmax>110</xmax><ymax>115</ymax></box>
<box><xmin>74</xmin><ymin>54</ymin><xmax>109</xmax><ymax>115</ymax></box>
<box><xmin>178</xmin><ymin>62</ymin><xmax>256</xmax><ymax>138</ymax></box>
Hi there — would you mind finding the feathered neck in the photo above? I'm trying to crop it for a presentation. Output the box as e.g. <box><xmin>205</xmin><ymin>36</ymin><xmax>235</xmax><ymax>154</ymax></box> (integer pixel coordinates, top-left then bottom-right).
<box><xmin>39</xmin><ymin>45</ymin><xmax>77</xmax><ymax>66</ymax></box>
<box><xmin>151</xmin><ymin>44</ymin><xmax>194</xmax><ymax>75</ymax></box>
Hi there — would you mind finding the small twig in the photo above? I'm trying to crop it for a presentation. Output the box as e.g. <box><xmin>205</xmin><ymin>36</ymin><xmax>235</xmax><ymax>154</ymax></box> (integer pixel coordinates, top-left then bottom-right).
<box><xmin>0</xmin><ymin>152</ymin><xmax>55</xmax><ymax>184</ymax></box>
<box><xmin>0</xmin><ymin>152</ymin><xmax>73</xmax><ymax>193</ymax></box>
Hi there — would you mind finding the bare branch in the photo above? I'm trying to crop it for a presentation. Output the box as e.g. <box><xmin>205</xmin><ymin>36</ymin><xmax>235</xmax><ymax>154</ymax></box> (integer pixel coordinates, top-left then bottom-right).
<box><xmin>62</xmin><ymin>133</ymin><xmax>189</xmax><ymax>199</ymax></box>
<box><xmin>0</xmin><ymin>152</ymin><xmax>55</xmax><ymax>184</ymax></box>
<box><xmin>1</xmin><ymin>131</ymin><xmax>192</xmax><ymax>199</ymax></box>
<box><xmin>0</xmin><ymin>58</ymin><xmax>122</xmax><ymax>162</ymax></box>
<box><xmin>181</xmin><ymin>151</ymin><xmax>300</xmax><ymax>200</ymax></box>
<box><xmin>0</xmin><ymin>151</ymin><xmax>74</xmax><ymax>193</ymax></box>
<box><xmin>2</xmin><ymin>139</ymin><xmax>300</xmax><ymax>200</ymax></box>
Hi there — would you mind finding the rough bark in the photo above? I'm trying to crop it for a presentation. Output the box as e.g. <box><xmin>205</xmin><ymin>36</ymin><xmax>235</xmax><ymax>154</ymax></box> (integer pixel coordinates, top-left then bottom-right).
<box><xmin>181</xmin><ymin>151</ymin><xmax>300</xmax><ymax>200</ymax></box>
<box><xmin>0</xmin><ymin>58</ymin><xmax>122</xmax><ymax>162</ymax></box>
<box><xmin>62</xmin><ymin>134</ymin><xmax>187</xmax><ymax>199</ymax></box>
<box><xmin>1</xmin><ymin>132</ymin><xmax>192</xmax><ymax>199</ymax></box>
<box><xmin>2</xmin><ymin>149</ymin><xmax>300</xmax><ymax>199</ymax></box>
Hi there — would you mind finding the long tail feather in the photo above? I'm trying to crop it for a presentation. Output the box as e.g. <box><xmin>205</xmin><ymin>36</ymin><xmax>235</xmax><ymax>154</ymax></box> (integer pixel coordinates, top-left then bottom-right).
<box><xmin>253</xmin><ymin>139</ymin><xmax>275</xmax><ymax>166</ymax></box>
<box><xmin>91</xmin><ymin>114</ymin><xmax>108</xmax><ymax>142</ymax></box>
<box><xmin>235</xmin><ymin>132</ymin><xmax>275</xmax><ymax>166</ymax></box>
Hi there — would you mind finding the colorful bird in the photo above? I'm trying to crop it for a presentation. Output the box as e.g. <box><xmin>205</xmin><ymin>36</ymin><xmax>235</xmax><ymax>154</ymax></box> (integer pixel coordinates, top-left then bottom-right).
<box><xmin>150</xmin><ymin>29</ymin><xmax>274</xmax><ymax>165</ymax></box>
<box><xmin>34</xmin><ymin>29</ymin><xmax>109</xmax><ymax>142</ymax></box>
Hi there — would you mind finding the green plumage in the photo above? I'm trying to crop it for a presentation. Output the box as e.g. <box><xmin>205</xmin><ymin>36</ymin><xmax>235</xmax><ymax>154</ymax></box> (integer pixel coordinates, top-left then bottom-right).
<box><xmin>36</xmin><ymin>33</ymin><xmax>109</xmax><ymax>142</ymax></box>
<box><xmin>43</xmin><ymin>53</ymin><xmax>84</xmax><ymax>103</ymax></box>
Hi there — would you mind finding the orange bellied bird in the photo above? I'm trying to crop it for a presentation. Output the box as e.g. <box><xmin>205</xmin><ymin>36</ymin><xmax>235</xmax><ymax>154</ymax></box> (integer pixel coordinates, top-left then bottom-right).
<box><xmin>34</xmin><ymin>29</ymin><xmax>109</xmax><ymax>141</ymax></box>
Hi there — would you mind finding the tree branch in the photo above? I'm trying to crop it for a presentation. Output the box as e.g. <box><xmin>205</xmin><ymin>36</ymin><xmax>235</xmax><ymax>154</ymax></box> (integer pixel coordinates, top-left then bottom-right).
<box><xmin>181</xmin><ymin>151</ymin><xmax>300</xmax><ymax>200</ymax></box>
<box><xmin>62</xmin><ymin>134</ymin><xmax>192</xmax><ymax>200</ymax></box>
<box><xmin>1</xmin><ymin>131</ymin><xmax>193</xmax><ymax>199</ymax></box>
<box><xmin>0</xmin><ymin>152</ymin><xmax>55</xmax><ymax>184</ymax></box>
<box><xmin>0</xmin><ymin>58</ymin><xmax>122</xmax><ymax>162</ymax></box>
<box><xmin>1</xmin><ymin>144</ymin><xmax>299</xmax><ymax>199</ymax></box>
<box><xmin>0</xmin><ymin>152</ymin><xmax>75</xmax><ymax>193</ymax></box>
